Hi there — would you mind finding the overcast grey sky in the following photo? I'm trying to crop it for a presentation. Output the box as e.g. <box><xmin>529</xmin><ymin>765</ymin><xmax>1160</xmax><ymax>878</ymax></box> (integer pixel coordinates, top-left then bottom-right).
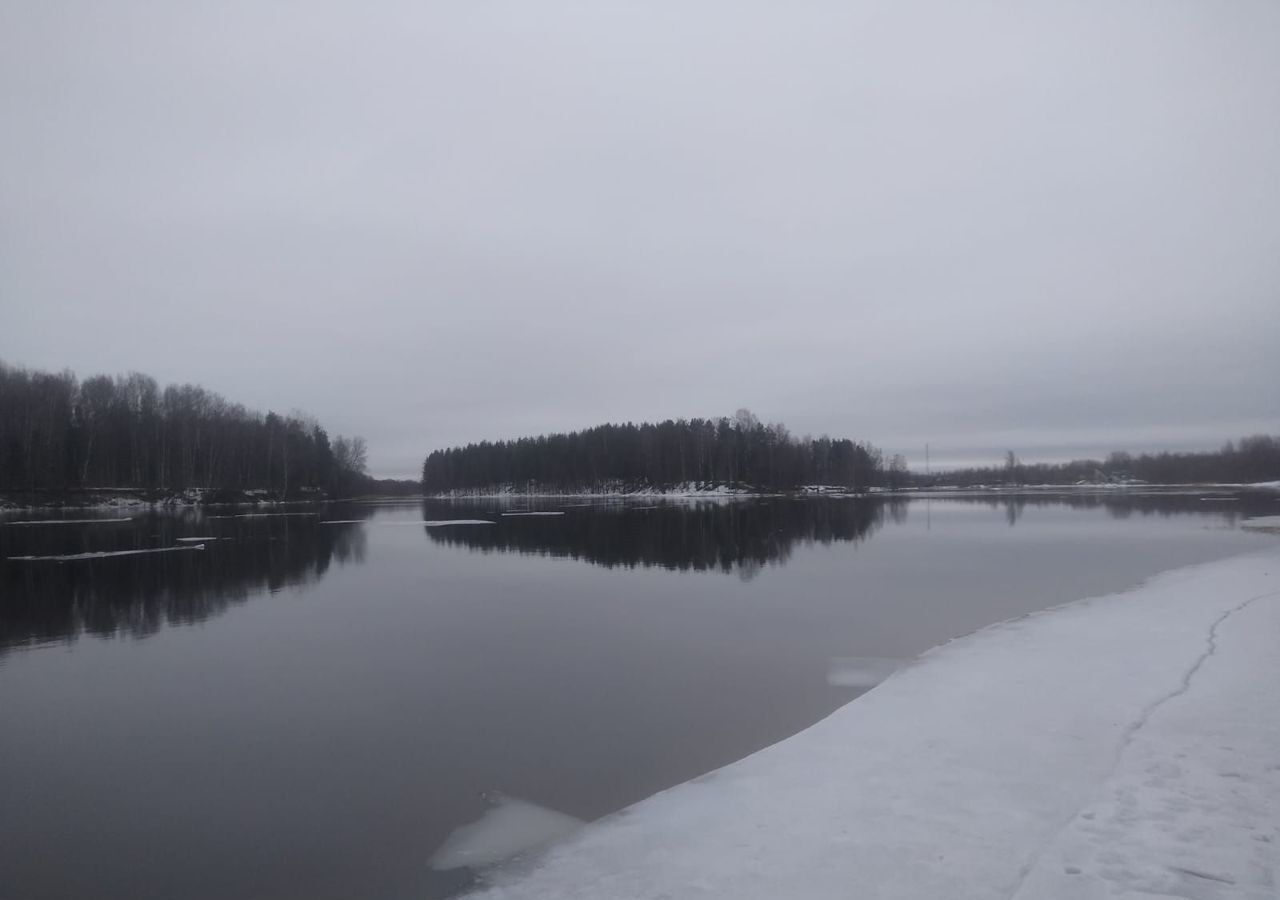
<box><xmin>2</xmin><ymin>2</ymin><xmax>1277</xmax><ymax>476</ymax></box>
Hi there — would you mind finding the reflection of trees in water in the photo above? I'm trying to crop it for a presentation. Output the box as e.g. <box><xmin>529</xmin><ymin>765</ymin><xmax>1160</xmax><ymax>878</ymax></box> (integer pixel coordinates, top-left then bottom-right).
<box><xmin>424</xmin><ymin>491</ymin><xmax>1268</xmax><ymax>578</ymax></box>
<box><xmin>0</xmin><ymin>510</ymin><xmax>368</xmax><ymax>653</ymax></box>
<box><xmin>952</xmin><ymin>491</ymin><xmax>1270</xmax><ymax>526</ymax></box>
<box><xmin>422</xmin><ymin>499</ymin><xmax>898</xmax><ymax>579</ymax></box>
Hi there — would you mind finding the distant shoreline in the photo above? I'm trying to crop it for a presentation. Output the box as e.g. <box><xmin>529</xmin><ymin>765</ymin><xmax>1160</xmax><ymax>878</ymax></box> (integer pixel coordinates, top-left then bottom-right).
<box><xmin>426</xmin><ymin>481</ymin><xmax>1280</xmax><ymax>500</ymax></box>
<box><xmin>0</xmin><ymin>487</ymin><xmax>418</xmax><ymax>512</ymax></box>
<box><xmin>3</xmin><ymin>480</ymin><xmax>1276</xmax><ymax>512</ymax></box>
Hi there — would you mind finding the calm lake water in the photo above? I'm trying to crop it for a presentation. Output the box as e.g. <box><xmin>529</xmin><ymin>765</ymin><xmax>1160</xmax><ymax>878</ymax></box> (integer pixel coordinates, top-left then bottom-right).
<box><xmin>1</xmin><ymin>494</ymin><xmax>1275</xmax><ymax>899</ymax></box>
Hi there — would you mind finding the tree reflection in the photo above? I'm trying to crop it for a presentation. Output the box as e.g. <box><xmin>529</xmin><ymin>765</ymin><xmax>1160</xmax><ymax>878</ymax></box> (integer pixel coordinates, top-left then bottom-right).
<box><xmin>420</xmin><ymin>498</ymin><xmax>898</xmax><ymax>578</ymax></box>
<box><xmin>949</xmin><ymin>491</ymin><xmax>1266</xmax><ymax>523</ymax></box>
<box><xmin>0</xmin><ymin>509</ymin><xmax>369</xmax><ymax>654</ymax></box>
<box><xmin>421</xmin><ymin>490</ymin><xmax>1268</xmax><ymax>579</ymax></box>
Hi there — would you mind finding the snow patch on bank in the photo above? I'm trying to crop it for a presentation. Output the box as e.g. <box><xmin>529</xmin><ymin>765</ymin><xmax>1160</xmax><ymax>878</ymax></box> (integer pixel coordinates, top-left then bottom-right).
<box><xmin>473</xmin><ymin>550</ymin><xmax>1280</xmax><ymax>900</ymax></box>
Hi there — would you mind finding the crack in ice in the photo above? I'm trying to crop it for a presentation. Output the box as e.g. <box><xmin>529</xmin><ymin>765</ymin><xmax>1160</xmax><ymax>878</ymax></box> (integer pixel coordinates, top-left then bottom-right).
<box><xmin>1005</xmin><ymin>588</ymin><xmax>1280</xmax><ymax>900</ymax></box>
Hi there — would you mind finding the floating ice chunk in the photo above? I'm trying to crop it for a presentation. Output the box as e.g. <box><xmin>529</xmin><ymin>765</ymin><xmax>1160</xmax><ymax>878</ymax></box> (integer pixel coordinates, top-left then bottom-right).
<box><xmin>500</xmin><ymin>512</ymin><xmax>566</xmax><ymax>517</ymax></box>
<box><xmin>1</xmin><ymin>517</ymin><xmax>134</xmax><ymax>526</ymax></box>
<box><xmin>429</xmin><ymin>793</ymin><xmax>585</xmax><ymax>871</ymax></box>
<box><xmin>8</xmin><ymin>544</ymin><xmax>205</xmax><ymax>561</ymax></box>
<box><xmin>205</xmin><ymin>513</ymin><xmax>319</xmax><ymax>519</ymax></box>
<box><xmin>1241</xmin><ymin>515</ymin><xmax>1280</xmax><ymax>533</ymax></box>
<box><xmin>175</xmin><ymin>536</ymin><xmax>217</xmax><ymax>542</ymax></box>
<box><xmin>318</xmin><ymin>519</ymin><xmax>495</xmax><ymax>526</ymax></box>
<box><xmin>827</xmin><ymin>656</ymin><xmax>902</xmax><ymax>689</ymax></box>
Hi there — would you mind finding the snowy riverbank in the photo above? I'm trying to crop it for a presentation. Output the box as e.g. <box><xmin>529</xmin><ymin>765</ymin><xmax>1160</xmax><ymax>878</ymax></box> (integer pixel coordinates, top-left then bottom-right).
<box><xmin>429</xmin><ymin>481</ymin><xmax>1280</xmax><ymax>500</ymax></box>
<box><xmin>474</xmin><ymin>548</ymin><xmax>1280</xmax><ymax>899</ymax></box>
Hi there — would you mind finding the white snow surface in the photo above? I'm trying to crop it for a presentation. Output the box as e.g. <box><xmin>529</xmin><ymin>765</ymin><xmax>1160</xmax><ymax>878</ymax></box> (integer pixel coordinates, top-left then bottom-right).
<box><xmin>825</xmin><ymin>656</ymin><xmax>902</xmax><ymax>689</ymax></box>
<box><xmin>476</xmin><ymin>550</ymin><xmax>1280</xmax><ymax>900</ymax></box>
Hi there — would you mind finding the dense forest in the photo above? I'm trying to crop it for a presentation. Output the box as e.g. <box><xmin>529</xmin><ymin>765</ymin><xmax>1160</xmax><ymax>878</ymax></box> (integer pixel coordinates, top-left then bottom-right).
<box><xmin>930</xmin><ymin>436</ymin><xmax>1280</xmax><ymax>487</ymax></box>
<box><xmin>0</xmin><ymin>361</ymin><xmax>371</xmax><ymax>496</ymax></box>
<box><xmin>422</xmin><ymin>410</ymin><xmax>887</xmax><ymax>493</ymax></box>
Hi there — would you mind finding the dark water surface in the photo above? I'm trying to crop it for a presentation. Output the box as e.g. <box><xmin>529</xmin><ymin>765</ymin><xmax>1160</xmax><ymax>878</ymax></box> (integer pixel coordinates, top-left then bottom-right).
<box><xmin>1</xmin><ymin>494</ymin><xmax>1274</xmax><ymax>899</ymax></box>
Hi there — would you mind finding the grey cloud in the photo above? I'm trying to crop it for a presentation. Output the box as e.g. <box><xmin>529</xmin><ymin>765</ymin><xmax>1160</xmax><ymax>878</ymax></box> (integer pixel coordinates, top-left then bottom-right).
<box><xmin>2</xmin><ymin>1</ymin><xmax>1277</xmax><ymax>477</ymax></box>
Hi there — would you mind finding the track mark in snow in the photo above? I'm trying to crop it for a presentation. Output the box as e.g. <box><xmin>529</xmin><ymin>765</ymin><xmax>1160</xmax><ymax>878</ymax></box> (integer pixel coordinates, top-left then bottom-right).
<box><xmin>1169</xmin><ymin>866</ymin><xmax>1237</xmax><ymax>885</ymax></box>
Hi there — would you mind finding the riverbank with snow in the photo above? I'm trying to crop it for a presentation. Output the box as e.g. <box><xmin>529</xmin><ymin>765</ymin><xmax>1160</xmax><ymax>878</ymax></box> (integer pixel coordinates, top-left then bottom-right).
<box><xmin>430</xmin><ymin>481</ymin><xmax>760</xmax><ymax>499</ymax></box>
<box><xmin>473</xmin><ymin>548</ymin><xmax>1280</xmax><ymax>900</ymax></box>
<box><xmin>430</xmin><ymin>481</ymin><xmax>1280</xmax><ymax>500</ymax></box>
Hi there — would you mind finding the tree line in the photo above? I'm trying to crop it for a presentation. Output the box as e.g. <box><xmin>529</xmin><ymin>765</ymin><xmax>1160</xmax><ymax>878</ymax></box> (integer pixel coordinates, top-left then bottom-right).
<box><xmin>0</xmin><ymin>361</ymin><xmax>370</xmax><ymax>495</ymax></box>
<box><xmin>928</xmin><ymin>435</ymin><xmax>1280</xmax><ymax>487</ymax></box>
<box><xmin>422</xmin><ymin>409</ymin><xmax>886</xmax><ymax>493</ymax></box>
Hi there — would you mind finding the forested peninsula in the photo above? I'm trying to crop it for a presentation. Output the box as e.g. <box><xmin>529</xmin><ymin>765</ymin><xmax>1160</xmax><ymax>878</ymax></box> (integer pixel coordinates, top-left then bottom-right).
<box><xmin>0</xmin><ymin>361</ymin><xmax>396</xmax><ymax>502</ymax></box>
<box><xmin>422</xmin><ymin>410</ymin><xmax>890</xmax><ymax>494</ymax></box>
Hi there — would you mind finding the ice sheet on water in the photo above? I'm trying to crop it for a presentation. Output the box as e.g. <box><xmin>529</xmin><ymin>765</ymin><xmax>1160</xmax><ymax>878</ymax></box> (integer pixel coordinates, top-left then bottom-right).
<box><xmin>500</xmin><ymin>512</ymin><xmax>565</xmax><ymax>517</ymax></box>
<box><xmin>8</xmin><ymin>544</ymin><xmax>205</xmax><ymax>561</ymax></box>
<box><xmin>826</xmin><ymin>656</ymin><xmax>902</xmax><ymax>689</ymax></box>
<box><xmin>318</xmin><ymin>519</ymin><xmax>495</xmax><ymax>526</ymax></box>
<box><xmin>1</xmin><ymin>517</ymin><xmax>134</xmax><ymax>526</ymax></box>
<box><xmin>474</xmin><ymin>551</ymin><xmax>1280</xmax><ymax>900</ymax></box>
<box><xmin>429</xmin><ymin>793</ymin><xmax>585</xmax><ymax>871</ymax></box>
<box><xmin>205</xmin><ymin>513</ymin><xmax>319</xmax><ymax>519</ymax></box>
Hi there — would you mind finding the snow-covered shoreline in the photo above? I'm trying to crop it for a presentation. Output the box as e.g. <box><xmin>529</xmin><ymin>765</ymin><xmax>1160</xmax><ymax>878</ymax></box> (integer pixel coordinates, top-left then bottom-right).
<box><xmin>0</xmin><ymin>488</ymin><xmax>350</xmax><ymax>513</ymax></box>
<box><xmin>429</xmin><ymin>481</ymin><xmax>1280</xmax><ymax>500</ymax></box>
<box><xmin>474</xmin><ymin>548</ymin><xmax>1280</xmax><ymax>899</ymax></box>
